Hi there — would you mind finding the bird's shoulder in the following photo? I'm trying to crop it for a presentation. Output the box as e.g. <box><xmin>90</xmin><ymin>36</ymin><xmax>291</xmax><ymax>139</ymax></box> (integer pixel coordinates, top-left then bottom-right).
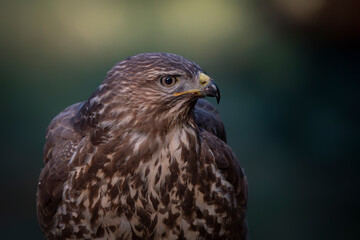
<box><xmin>195</xmin><ymin>100</ymin><xmax>247</xmax><ymax>201</ymax></box>
<box><xmin>194</xmin><ymin>99</ymin><xmax>227</xmax><ymax>142</ymax></box>
<box><xmin>43</xmin><ymin>102</ymin><xmax>84</xmax><ymax>164</ymax></box>
<box><xmin>37</xmin><ymin>102</ymin><xmax>84</xmax><ymax>234</ymax></box>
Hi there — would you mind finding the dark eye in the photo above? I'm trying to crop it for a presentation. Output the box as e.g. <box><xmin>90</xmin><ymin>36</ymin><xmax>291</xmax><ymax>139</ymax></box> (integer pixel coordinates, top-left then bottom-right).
<box><xmin>161</xmin><ymin>76</ymin><xmax>177</xmax><ymax>87</ymax></box>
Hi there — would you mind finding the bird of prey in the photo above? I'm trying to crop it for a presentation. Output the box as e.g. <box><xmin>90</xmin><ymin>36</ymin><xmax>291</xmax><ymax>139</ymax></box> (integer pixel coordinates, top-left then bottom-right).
<box><xmin>37</xmin><ymin>53</ymin><xmax>248</xmax><ymax>240</ymax></box>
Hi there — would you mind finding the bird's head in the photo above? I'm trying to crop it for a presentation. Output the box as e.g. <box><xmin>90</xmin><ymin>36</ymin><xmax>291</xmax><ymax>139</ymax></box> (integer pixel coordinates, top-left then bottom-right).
<box><xmin>107</xmin><ymin>52</ymin><xmax>220</xmax><ymax>103</ymax></box>
<box><xmin>85</xmin><ymin>53</ymin><xmax>220</xmax><ymax>130</ymax></box>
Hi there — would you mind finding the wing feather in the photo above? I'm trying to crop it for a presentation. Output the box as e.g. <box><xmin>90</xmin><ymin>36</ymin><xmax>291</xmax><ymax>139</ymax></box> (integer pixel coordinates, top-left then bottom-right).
<box><xmin>196</xmin><ymin>100</ymin><xmax>248</xmax><ymax>238</ymax></box>
<box><xmin>37</xmin><ymin>102</ymin><xmax>84</xmax><ymax>233</ymax></box>
<box><xmin>200</xmin><ymin>131</ymin><xmax>247</xmax><ymax>199</ymax></box>
<box><xmin>194</xmin><ymin>99</ymin><xmax>227</xmax><ymax>142</ymax></box>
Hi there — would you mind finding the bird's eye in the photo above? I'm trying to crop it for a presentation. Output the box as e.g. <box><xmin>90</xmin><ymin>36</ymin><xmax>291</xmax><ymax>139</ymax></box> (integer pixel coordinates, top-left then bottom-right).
<box><xmin>161</xmin><ymin>76</ymin><xmax>177</xmax><ymax>87</ymax></box>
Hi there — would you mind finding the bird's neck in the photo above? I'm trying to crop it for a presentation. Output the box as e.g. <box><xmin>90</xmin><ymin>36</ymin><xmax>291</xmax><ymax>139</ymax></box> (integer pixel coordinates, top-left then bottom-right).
<box><xmin>93</xmin><ymin>119</ymin><xmax>201</xmax><ymax>182</ymax></box>
<box><xmin>90</xmin><ymin>97</ymin><xmax>196</xmax><ymax>135</ymax></box>
<box><xmin>76</xmin><ymin>91</ymin><xmax>199</xmax><ymax>151</ymax></box>
<box><xmin>113</xmin><ymin>123</ymin><xmax>201</xmax><ymax>191</ymax></box>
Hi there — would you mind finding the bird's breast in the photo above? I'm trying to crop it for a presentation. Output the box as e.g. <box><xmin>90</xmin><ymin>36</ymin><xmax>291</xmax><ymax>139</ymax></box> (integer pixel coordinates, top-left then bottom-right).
<box><xmin>53</xmin><ymin>126</ymin><xmax>236</xmax><ymax>239</ymax></box>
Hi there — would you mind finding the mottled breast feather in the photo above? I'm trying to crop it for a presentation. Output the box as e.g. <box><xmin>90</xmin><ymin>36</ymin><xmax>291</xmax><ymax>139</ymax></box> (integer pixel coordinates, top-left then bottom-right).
<box><xmin>36</xmin><ymin>52</ymin><xmax>248</xmax><ymax>240</ymax></box>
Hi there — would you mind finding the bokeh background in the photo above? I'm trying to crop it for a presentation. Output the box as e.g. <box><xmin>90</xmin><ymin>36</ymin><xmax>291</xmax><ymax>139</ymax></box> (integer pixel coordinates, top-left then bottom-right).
<box><xmin>1</xmin><ymin>0</ymin><xmax>359</xmax><ymax>239</ymax></box>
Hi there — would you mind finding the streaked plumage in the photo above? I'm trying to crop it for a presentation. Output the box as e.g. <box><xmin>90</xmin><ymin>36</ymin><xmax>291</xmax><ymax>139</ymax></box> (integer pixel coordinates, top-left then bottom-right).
<box><xmin>37</xmin><ymin>53</ymin><xmax>248</xmax><ymax>239</ymax></box>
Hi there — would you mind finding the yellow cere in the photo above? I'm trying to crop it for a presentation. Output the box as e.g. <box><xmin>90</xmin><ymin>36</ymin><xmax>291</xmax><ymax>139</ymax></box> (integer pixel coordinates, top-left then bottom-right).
<box><xmin>198</xmin><ymin>73</ymin><xmax>210</xmax><ymax>86</ymax></box>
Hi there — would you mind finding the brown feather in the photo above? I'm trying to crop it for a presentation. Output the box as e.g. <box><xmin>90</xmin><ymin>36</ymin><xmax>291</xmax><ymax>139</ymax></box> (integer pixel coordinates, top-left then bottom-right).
<box><xmin>194</xmin><ymin>99</ymin><xmax>227</xmax><ymax>142</ymax></box>
<box><xmin>36</xmin><ymin>53</ymin><xmax>248</xmax><ymax>240</ymax></box>
<box><xmin>37</xmin><ymin>102</ymin><xmax>83</xmax><ymax>235</ymax></box>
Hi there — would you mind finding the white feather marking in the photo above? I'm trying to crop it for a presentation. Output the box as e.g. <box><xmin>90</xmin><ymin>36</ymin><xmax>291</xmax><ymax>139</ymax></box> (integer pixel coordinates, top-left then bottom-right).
<box><xmin>83</xmin><ymin>199</ymin><xmax>89</xmax><ymax>208</ymax></box>
<box><xmin>99</xmin><ymin>120</ymin><xmax>116</xmax><ymax>129</ymax></box>
<box><xmin>118</xmin><ymin>216</ymin><xmax>132</xmax><ymax>238</ymax></box>
<box><xmin>132</xmin><ymin>134</ymin><xmax>147</xmax><ymax>155</ymax></box>
<box><xmin>110</xmin><ymin>176</ymin><xmax>120</xmax><ymax>186</ymax></box>
<box><xmin>118</xmin><ymin>114</ymin><xmax>133</xmax><ymax>126</ymax></box>
<box><xmin>181</xmin><ymin>219</ymin><xmax>199</xmax><ymax>239</ymax></box>
<box><xmin>180</xmin><ymin>130</ymin><xmax>189</xmax><ymax>149</ymax></box>
<box><xmin>76</xmin><ymin>191</ymin><xmax>87</xmax><ymax>206</ymax></box>
<box><xmin>89</xmin><ymin>97</ymin><xmax>99</xmax><ymax>106</ymax></box>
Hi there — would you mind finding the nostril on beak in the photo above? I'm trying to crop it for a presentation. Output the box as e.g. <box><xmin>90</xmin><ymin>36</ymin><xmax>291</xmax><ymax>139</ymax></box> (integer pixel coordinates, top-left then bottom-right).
<box><xmin>202</xmin><ymin>80</ymin><xmax>221</xmax><ymax>104</ymax></box>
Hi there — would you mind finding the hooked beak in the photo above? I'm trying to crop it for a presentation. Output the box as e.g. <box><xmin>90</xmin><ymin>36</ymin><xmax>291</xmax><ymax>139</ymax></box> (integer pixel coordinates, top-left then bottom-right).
<box><xmin>202</xmin><ymin>79</ymin><xmax>221</xmax><ymax>104</ymax></box>
<box><xmin>173</xmin><ymin>73</ymin><xmax>221</xmax><ymax>104</ymax></box>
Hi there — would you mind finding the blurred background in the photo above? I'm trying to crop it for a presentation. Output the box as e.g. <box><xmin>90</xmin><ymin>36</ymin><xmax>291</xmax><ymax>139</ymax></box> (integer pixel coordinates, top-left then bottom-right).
<box><xmin>1</xmin><ymin>0</ymin><xmax>359</xmax><ymax>239</ymax></box>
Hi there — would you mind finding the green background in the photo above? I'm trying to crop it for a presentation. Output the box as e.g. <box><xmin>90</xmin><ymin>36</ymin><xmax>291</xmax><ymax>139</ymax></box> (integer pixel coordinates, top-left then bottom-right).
<box><xmin>1</xmin><ymin>1</ymin><xmax>359</xmax><ymax>239</ymax></box>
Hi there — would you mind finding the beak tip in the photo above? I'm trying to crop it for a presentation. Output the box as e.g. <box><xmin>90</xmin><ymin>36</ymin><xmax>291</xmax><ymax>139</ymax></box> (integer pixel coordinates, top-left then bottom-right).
<box><xmin>203</xmin><ymin>80</ymin><xmax>221</xmax><ymax>104</ymax></box>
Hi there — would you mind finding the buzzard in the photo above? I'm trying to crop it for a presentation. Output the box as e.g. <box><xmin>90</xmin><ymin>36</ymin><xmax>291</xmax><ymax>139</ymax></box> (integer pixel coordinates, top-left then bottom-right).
<box><xmin>37</xmin><ymin>53</ymin><xmax>248</xmax><ymax>239</ymax></box>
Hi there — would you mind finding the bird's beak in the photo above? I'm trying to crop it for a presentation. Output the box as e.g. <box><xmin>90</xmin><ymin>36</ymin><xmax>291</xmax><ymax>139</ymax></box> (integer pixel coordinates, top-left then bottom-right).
<box><xmin>173</xmin><ymin>73</ymin><xmax>221</xmax><ymax>104</ymax></box>
<box><xmin>201</xmin><ymin>79</ymin><xmax>221</xmax><ymax>104</ymax></box>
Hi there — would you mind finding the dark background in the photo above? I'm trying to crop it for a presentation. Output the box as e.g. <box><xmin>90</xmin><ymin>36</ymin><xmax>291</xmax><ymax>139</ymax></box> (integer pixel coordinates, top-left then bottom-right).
<box><xmin>1</xmin><ymin>1</ymin><xmax>359</xmax><ymax>239</ymax></box>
